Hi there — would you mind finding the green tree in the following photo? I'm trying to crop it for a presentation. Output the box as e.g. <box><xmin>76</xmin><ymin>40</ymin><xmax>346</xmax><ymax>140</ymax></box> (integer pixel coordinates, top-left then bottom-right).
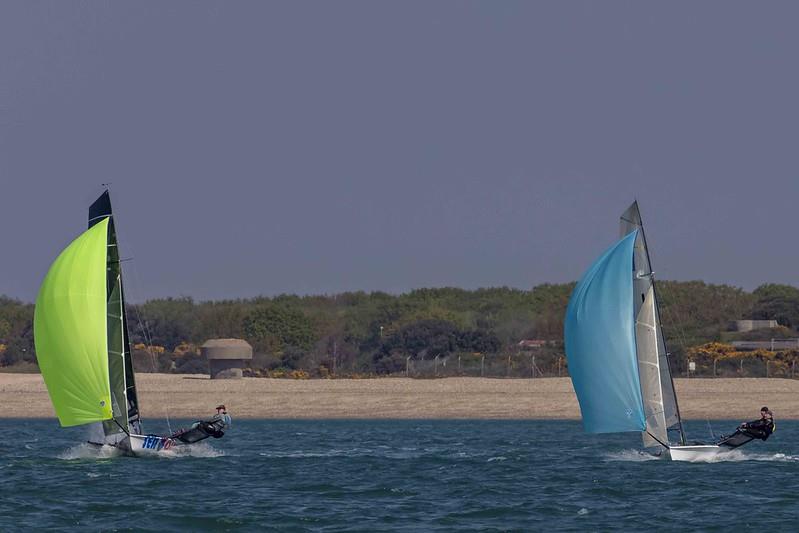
<box><xmin>131</xmin><ymin>297</ymin><xmax>199</xmax><ymax>350</ymax></box>
<box><xmin>751</xmin><ymin>284</ymin><xmax>799</xmax><ymax>328</ymax></box>
<box><xmin>243</xmin><ymin>305</ymin><xmax>315</xmax><ymax>353</ymax></box>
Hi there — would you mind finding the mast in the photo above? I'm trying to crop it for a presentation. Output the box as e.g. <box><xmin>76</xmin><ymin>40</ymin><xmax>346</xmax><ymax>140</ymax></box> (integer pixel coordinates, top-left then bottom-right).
<box><xmin>620</xmin><ymin>201</ymin><xmax>686</xmax><ymax>446</ymax></box>
<box><xmin>90</xmin><ymin>190</ymin><xmax>142</xmax><ymax>437</ymax></box>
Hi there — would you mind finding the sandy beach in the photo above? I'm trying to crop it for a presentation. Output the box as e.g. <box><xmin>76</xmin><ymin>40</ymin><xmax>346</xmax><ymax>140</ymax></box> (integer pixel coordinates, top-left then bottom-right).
<box><xmin>1</xmin><ymin>373</ymin><xmax>797</xmax><ymax>420</ymax></box>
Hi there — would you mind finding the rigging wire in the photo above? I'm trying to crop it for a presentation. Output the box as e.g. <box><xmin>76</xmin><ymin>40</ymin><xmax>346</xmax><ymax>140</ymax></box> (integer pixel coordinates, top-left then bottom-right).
<box><xmin>111</xmin><ymin>200</ymin><xmax>175</xmax><ymax>436</ymax></box>
<box><xmin>657</xmin><ymin>282</ymin><xmax>692</xmax><ymax>361</ymax></box>
<box><xmin>627</xmin><ymin>209</ymin><xmax>687</xmax><ymax>444</ymax></box>
<box><xmin>127</xmin><ymin>263</ymin><xmax>175</xmax><ymax>435</ymax></box>
<box><xmin>656</xmin><ymin>278</ymin><xmax>715</xmax><ymax>440</ymax></box>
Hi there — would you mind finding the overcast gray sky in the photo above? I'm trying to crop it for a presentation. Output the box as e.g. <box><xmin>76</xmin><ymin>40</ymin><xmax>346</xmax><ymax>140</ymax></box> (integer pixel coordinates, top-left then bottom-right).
<box><xmin>2</xmin><ymin>2</ymin><xmax>798</xmax><ymax>302</ymax></box>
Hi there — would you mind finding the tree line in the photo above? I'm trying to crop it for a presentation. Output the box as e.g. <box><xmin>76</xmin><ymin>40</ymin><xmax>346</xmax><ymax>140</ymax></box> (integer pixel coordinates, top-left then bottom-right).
<box><xmin>2</xmin><ymin>282</ymin><xmax>799</xmax><ymax>376</ymax></box>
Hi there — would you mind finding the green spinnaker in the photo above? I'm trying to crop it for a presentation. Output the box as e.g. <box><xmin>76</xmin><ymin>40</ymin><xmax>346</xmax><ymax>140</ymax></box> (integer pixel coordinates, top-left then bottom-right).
<box><xmin>34</xmin><ymin>218</ymin><xmax>113</xmax><ymax>426</ymax></box>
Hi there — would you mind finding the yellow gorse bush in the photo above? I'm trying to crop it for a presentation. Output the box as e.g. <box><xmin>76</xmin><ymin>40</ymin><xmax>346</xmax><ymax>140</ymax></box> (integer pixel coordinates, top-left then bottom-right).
<box><xmin>687</xmin><ymin>342</ymin><xmax>799</xmax><ymax>362</ymax></box>
<box><xmin>132</xmin><ymin>343</ymin><xmax>165</xmax><ymax>354</ymax></box>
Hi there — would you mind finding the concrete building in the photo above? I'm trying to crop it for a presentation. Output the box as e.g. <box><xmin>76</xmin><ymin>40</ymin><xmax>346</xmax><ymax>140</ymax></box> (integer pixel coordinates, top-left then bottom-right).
<box><xmin>730</xmin><ymin>319</ymin><xmax>779</xmax><ymax>332</ymax></box>
<box><xmin>202</xmin><ymin>338</ymin><xmax>253</xmax><ymax>379</ymax></box>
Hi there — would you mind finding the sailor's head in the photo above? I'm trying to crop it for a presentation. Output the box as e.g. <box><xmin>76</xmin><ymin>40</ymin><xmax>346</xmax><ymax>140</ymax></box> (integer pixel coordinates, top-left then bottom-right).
<box><xmin>216</xmin><ymin>404</ymin><xmax>226</xmax><ymax>413</ymax></box>
<box><xmin>761</xmin><ymin>406</ymin><xmax>771</xmax><ymax>418</ymax></box>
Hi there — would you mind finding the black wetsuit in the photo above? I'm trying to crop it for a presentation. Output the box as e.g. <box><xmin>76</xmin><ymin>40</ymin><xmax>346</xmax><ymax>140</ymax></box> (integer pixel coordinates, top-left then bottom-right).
<box><xmin>740</xmin><ymin>417</ymin><xmax>775</xmax><ymax>441</ymax></box>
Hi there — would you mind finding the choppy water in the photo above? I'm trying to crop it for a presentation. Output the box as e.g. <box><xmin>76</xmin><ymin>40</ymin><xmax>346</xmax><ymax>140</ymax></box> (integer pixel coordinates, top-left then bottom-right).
<box><xmin>1</xmin><ymin>418</ymin><xmax>798</xmax><ymax>531</ymax></box>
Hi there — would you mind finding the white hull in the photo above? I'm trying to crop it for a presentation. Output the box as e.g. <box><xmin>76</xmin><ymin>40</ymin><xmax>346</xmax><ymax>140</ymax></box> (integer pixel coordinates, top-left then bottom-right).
<box><xmin>121</xmin><ymin>434</ymin><xmax>176</xmax><ymax>455</ymax></box>
<box><xmin>88</xmin><ymin>434</ymin><xmax>178</xmax><ymax>456</ymax></box>
<box><xmin>667</xmin><ymin>445</ymin><xmax>728</xmax><ymax>462</ymax></box>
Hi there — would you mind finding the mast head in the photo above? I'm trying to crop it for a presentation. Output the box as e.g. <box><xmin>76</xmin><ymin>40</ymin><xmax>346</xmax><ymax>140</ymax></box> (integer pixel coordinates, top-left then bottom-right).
<box><xmin>89</xmin><ymin>190</ymin><xmax>113</xmax><ymax>229</ymax></box>
<box><xmin>620</xmin><ymin>200</ymin><xmax>644</xmax><ymax>238</ymax></box>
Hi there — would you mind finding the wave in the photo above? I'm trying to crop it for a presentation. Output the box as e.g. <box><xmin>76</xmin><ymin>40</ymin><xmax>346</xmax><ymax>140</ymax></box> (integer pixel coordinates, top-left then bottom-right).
<box><xmin>603</xmin><ymin>449</ymin><xmax>662</xmax><ymax>462</ymax></box>
<box><xmin>603</xmin><ymin>448</ymin><xmax>799</xmax><ymax>463</ymax></box>
<box><xmin>259</xmin><ymin>449</ymin><xmax>359</xmax><ymax>459</ymax></box>
<box><xmin>258</xmin><ymin>447</ymin><xmax>478</xmax><ymax>460</ymax></box>
<box><xmin>157</xmin><ymin>442</ymin><xmax>225</xmax><ymax>459</ymax></box>
<box><xmin>58</xmin><ymin>442</ymin><xmax>224</xmax><ymax>460</ymax></box>
<box><xmin>59</xmin><ymin>443</ymin><xmax>124</xmax><ymax>460</ymax></box>
<box><xmin>258</xmin><ymin>448</ymin><xmax>409</xmax><ymax>459</ymax></box>
<box><xmin>696</xmin><ymin>450</ymin><xmax>799</xmax><ymax>463</ymax></box>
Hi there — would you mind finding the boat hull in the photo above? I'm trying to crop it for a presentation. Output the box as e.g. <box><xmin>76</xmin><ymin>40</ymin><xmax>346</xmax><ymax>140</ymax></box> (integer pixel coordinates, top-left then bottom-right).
<box><xmin>88</xmin><ymin>434</ymin><xmax>179</xmax><ymax>456</ymax></box>
<box><xmin>667</xmin><ymin>445</ymin><xmax>727</xmax><ymax>462</ymax></box>
<box><xmin>124</xmin><ymin>434</ymin><xmax>176</xmax><ymax>454</ymax></box>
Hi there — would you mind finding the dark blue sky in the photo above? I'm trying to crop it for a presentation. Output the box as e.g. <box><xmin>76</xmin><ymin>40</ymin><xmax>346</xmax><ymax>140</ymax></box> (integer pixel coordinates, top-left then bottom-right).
<box><xmin>2</xmin><ymin>2</ymin><xmax>798</xmax><ymax>302</ymax></box>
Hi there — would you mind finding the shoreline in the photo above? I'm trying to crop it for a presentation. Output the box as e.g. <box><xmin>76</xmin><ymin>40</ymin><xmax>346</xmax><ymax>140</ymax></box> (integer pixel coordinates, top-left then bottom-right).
<box><xmin>1</xmin><ymin>373</ymin><xmax>797</xmax><ymax>420</ymax></box>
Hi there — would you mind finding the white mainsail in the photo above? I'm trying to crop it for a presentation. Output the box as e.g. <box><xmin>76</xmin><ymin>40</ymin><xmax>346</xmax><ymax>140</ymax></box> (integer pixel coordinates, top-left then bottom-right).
<box><xmin>620</xmin><ymin>201</ymin><xmax>683</xmax><ymax>447</ymax></box>
<box><xmin>636</xmin><ymin>286</ymin><xmax>668</xmax><ymax>447</ymax></box>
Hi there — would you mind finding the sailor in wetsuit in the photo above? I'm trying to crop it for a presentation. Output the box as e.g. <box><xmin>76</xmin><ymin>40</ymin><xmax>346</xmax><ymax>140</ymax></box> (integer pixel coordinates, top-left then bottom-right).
<box><xmin>213</xmin><ymin>404</ymin><xmax>232</xmax><ymax>428</ymax></box>
<box><xmin>183</xmin><ymin>405</ymin><xmax>231</xmax><ymax>438</ymax></box>
<box><xmin>169</xmin><ymin>405</ymin><xmax>232</xmax><ymax>443</ymax></box>
<box><xmin>197</xmin><ymin>404</ymin><xmax>231</xmax><ymax>437</ymax></box>
<box><xmin>739</xmin><ymin>406</ymin><xmax>775</xmax><ymax>441</ymax></box>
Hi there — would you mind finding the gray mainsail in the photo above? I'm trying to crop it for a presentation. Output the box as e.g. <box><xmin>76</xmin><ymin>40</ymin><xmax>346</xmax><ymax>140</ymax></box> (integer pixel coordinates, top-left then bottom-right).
<box><xmin>620</xmin><ymin>201</ymin><xmax>685</xmax><ymax>447</ymax></box>
<box><xmin>635</xmin><ymin>286</ymin><xmax>668</xmax><ymax>447</ymax></box>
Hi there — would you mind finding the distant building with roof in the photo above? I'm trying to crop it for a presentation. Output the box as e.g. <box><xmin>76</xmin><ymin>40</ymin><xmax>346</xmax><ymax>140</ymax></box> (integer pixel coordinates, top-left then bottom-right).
<box><xmin>202</xmin><ymin>339</ymin><xmax>253</xmax><ymax>379</ymax></box>
<box><xmin>730</xmin><ymin>320</ymin><xmax>779</xmax><ymax>332</ymax></box>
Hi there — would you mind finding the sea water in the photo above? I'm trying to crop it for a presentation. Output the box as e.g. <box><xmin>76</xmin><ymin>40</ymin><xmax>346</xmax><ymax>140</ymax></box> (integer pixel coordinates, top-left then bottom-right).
<box><xmin>1</xmin><ymin>419</ymin><xmax>797</xmax><ymax>531</ymax></box>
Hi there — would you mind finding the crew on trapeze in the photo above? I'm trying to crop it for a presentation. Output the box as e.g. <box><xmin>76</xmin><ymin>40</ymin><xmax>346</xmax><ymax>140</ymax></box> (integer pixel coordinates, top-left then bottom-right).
<box><xmin>193</xmin><ymin>404</ymin><xmax>232</xmax><ymax>438</ymax></box>
<box><xmin>717</xmin><ymin>406</ymin><xmax>775</xmax><ymax>449</ymax></box>
<box><xmin>170</xmin><ymin>404</ymin><xmax>232</xmax><ymax>443</ymax></box>
<box><xmin>738</xmin><ymin>406</ymin><xmax>775</xmax><ymax>441</ymax></box>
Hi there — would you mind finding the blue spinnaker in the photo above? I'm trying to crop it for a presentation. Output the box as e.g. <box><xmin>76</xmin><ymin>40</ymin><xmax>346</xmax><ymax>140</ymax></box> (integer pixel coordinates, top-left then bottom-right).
<box><xmin>564</xmin><ymin>230</ymin><xmax>646</xmax><ymax>433</ymax></box>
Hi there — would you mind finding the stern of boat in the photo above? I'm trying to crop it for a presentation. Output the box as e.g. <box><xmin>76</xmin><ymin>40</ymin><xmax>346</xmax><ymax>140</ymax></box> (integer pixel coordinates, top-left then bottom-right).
<box><xmin>667</xmin><ymin>445</ymin><xmax>727</xmax><ymax>462</ymax></box>
<box><xmin>126</xmin><ymin>434</ymin><xmax>176</xmax><ymax>454</ymax></box>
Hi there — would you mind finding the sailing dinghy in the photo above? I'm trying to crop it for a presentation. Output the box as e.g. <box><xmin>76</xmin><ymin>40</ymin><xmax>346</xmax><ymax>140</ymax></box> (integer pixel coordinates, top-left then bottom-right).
<box><xmin>34</xmin><ymin>190</ymin><xmax>228</xmax><ymax>455</ymax></box>
<box><xmin>564</xmin><ymin>201</ymin><xmax>758</xmax><ymax>461</ymax></box>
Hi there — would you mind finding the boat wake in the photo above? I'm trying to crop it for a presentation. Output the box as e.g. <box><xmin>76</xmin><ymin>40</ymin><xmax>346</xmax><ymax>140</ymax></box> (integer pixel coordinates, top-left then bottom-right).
<box><xmin>158</xmin><ymin>442</ymin><xmax>225</xmax><ymax>459</ymax></box>
<box><xmin>58</xmin><ymin>442</ymin><xmax>224</xmax><ymax>460</ymax></box>
<box><xmin>59</xmin><ymin>443</ymin><xmax>124</xmax><ymax>460</ymax></box>
<box><xmin>603</xmin><ymin>449</ymin><xmax>662</xmax><ymax>462</ymax></box>
<box><xmin>695</xmin><ymin>450</ymin><xmax>799</xmax><ymax>463</ymax></box>
<box><xmin>604</xmin><ymin>449</ymin><xmax>799</xmax><ymax>463</ymax></box>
